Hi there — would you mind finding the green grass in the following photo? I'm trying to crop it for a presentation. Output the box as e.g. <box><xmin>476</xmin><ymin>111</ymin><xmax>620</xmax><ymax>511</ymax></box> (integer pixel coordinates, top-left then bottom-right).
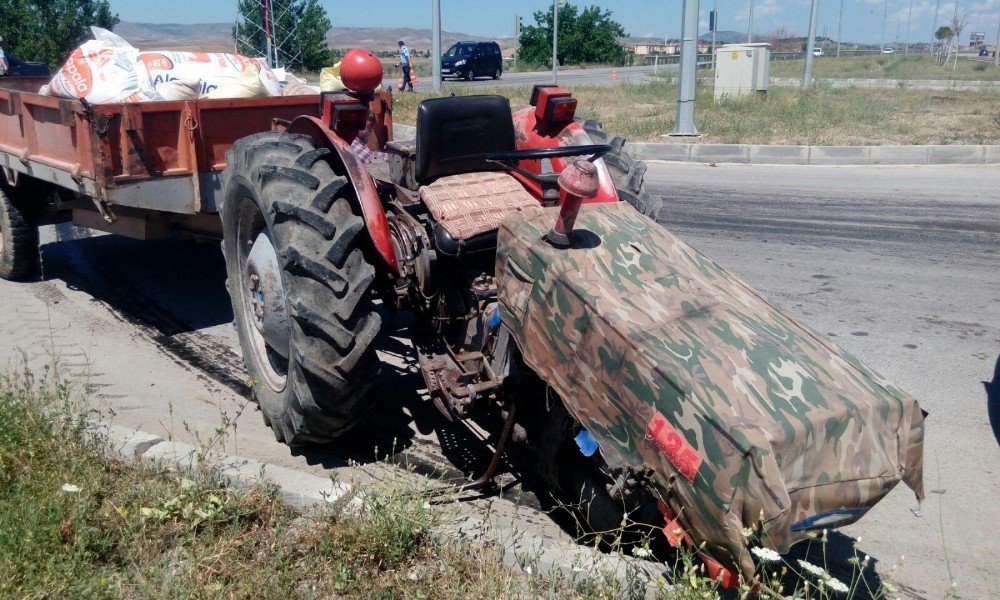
<box><xmin>1</xmin><ymin>364</ymin><xmax>730</xmax><ymax>598</ymax></box>
<box><xmin>0</xmin><ymin>362</ymin><xmax>907</xmax><ymax>599</ymax></box>
<box><xmin>766</xmin><ymin>54</ymin><xmax>1000</xmax><ymax>81</ymax></box>
<box><xmin>391</xmin><ymin>80</ymin><xmax>1000</xmax><ymax>145</ymax></box>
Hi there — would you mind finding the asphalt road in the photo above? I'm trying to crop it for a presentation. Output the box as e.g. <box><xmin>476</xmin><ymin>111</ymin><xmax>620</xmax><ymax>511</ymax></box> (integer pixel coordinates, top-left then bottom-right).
<box><xmin>384</xmin><ymin>63</ymin><xmax>672</xmax><ymax>91</ymax></box>
<box><xmin>0</xmin><ymin>161</ymin><xmax>997</xmax><ymax>597</ymax></box>
<box><xmin>646</xmin><ymin>162</ymin><xmax>1000</xmax><ymax>599</ymax></box>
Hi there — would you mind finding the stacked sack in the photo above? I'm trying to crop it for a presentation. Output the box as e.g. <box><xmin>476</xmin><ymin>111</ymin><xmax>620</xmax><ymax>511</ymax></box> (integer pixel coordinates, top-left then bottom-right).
<box><xmin>43</xmin><ymin>27</ymin><xmax>317</xmax><ymax>103</ymax></box>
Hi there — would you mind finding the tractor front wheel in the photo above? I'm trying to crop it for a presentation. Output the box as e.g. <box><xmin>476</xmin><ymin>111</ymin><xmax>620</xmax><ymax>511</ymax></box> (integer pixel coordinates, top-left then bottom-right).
<box><xmin>221</xmin><ymin>132</ymin><xmax>383</xmax><ymax>445</ymax></box>
<box><xmin>531</xmin><ymin>395</ymin><xmax>664</xmax><ymax>548</ymax></box>
<box><xmin>583</xmin><ymin>120</ymin><xmax>663</xmax><ymax>221</ymax></box>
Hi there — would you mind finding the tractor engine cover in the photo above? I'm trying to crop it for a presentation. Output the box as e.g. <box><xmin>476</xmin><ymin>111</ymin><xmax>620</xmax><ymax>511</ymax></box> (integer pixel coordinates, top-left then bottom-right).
<box><xmin>495</xmin><ymin>202</ymin><xmax>925</xmax><ymax>575</ymax></box>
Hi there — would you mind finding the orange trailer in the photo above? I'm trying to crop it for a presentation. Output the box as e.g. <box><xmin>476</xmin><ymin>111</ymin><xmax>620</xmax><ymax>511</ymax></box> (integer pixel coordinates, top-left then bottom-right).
<box><xmin>0</xmin><ymin>76</ymin><xmax>320</xmax><ymax>242</ymax></box>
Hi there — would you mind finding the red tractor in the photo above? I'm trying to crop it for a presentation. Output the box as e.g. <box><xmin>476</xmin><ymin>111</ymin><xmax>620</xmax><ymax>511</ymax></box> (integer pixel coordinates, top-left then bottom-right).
<box><xmin>221</xmin><ymin>51</ymin><xmax>658</xmax><ymax>445</ymax></box>
<box><xmin>220</xmin><ymin>52</ymin><xmax>925</xmax><ymax>584</ymax></box>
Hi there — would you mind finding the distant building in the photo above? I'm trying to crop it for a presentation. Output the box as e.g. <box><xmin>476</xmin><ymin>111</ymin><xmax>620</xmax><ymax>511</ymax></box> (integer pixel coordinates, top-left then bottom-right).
<box><xmin>625</xmin><ymin>42</ymin><xmax>711</xmax><ymax>56</ymax></box>
<box><xmin>628</xmin><ymin>42</ymin><xmax>672</xmax><ymax>55</ymax></box>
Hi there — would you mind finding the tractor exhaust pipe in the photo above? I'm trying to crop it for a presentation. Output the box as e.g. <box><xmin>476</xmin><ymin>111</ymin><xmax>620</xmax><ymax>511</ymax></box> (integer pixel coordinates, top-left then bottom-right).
<box><xmin>546</xmin><ymin>159</ymin><xmax>600</xmax><ymax>248</ymax></box>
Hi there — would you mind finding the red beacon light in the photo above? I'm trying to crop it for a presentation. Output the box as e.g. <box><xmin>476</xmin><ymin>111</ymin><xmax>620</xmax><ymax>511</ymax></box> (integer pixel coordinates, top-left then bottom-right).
<box><xmin>340</xmin><ymin>48</ymin><xmax>384</xmax><ymax>95</ymax></box>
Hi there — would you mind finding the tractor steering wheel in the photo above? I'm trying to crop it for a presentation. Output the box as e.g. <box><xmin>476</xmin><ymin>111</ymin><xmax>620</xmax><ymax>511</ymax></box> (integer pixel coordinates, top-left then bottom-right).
<box><xmin>485</xmin><ymin>144</ymin><xmax>611</xmax><ymax>193</ymax></box>
<box><xmin>485</xmin><ymin>144</ymin><xmax>611</xmax><ymax>163</ymax></box>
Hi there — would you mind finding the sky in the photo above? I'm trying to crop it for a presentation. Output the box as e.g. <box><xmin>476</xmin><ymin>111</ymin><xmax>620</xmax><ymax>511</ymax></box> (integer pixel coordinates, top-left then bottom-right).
<box><xmin>109</xmin><ymin>0</ymin><xmax>1000</xmax><ymax>46</ymax></box>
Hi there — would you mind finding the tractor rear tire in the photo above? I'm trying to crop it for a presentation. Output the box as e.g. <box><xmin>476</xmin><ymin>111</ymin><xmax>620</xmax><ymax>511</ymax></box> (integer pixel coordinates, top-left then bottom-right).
<box><xmin>221</xmin><ymin>131</ymin><xmax>383</xmax><ymax>445</ymax></box>
<box><xmin>0</xmin><ymin>181</ymin><xmax>40</xmax><ymax>281</ymax></box>
<box><xmin>582</xmin><ymin>120</ymin><xmax>663</xmax><ymax>222</ymax></box>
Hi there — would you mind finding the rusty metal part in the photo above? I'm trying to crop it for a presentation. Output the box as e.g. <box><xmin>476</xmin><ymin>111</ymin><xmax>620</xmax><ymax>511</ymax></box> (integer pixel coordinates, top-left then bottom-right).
<box><xmin>418</xmin><ymin>350</ymin><xmax>500</xmax><ymax>420</ymax></box>
<box><xmin>557</xmin><ymin>159</ymin><xmax>599</xmax><ymax>199</ymax></box>
<box><xmin>420</xmin><ymin>400</ymin><xmax>519</xmax><ymax>498</ymax></box>
<box><xmin>90</xmin><ymin>195</ymin><xmax>116</xmax><ymax>224</ymax></box>
<box><xmin>547</xmin><ymin>159</ymin><xmax>599</xmax><ymax>247</ymax></box>
<box><xmin>385</xmin><ymin>202</ymin><xmax>435</xmax><ymax>301</ymax></box>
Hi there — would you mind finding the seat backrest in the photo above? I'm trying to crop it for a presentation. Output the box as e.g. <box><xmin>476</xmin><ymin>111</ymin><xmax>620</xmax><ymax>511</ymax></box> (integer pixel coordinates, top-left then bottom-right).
<box><xmin>415</xmin><ymin>95</ymin><xmax>515</xmax><ymax>184</ymax></box>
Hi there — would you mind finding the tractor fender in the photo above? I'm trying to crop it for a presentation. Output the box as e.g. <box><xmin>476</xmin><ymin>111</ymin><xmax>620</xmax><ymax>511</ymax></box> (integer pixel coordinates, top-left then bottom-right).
<box><xmin>287</xmin><ymin>115</ymin><xmax>399</xmax><ymax>275</ymax></box>
<box><xmin>510</xmin><ymin>108</ymin><xmax>618</xmax><ymax>205</ymax></box>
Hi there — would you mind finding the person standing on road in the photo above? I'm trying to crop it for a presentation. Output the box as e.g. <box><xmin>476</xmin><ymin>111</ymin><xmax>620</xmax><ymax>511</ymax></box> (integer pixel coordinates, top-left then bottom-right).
<box><xmin>0</xmin><ymin>36</ymin><xmax>9</xmax><ymax>76</ymax></box>
<box><xmin>397</xmin><ymin>40</ymin><xmax>413</xmax><ymax>92</ymax></box>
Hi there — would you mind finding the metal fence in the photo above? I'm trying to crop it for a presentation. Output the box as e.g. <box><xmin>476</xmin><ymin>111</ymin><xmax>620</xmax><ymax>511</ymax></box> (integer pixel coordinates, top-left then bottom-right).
<box><xmin>640</xmin><ymin>48</ymin><xmax>883</xmax><ymax>66</ymax></box>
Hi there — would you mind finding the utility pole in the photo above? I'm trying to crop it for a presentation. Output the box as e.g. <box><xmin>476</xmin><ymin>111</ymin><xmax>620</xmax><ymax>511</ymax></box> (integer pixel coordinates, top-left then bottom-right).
<box><xmin>671</xmin><ymin>0</ymin><xmax>700</xmax><ymax>136</ymax></box>
<box><xmin>552</xmin><ymin>0</ymin><xmax>560</xmax><ymax>84</ymax></box>
<box><xmin>931</xmin><ymin>0</ymin><xmax>942</xmax><ymax>54</ymax></box>
<box><xmin>836</xmin><ymin>0</ymin><xmax>844</xmax><ymax>56</ymax></box>
<box><xmin>994</xmin><ymin>11</ymin><xmax>999</xmax><ymax>66</ymax></box>
<box><xmin>264</xmin><ymin>0</ymin><xmax>274</xmax><ymax>68</ymax></box>
<box><xmin>747</xmin><ymin>0</ymin><xmax>755</xmax><ymax>43</ymax></box>
<box><xmin>432</xmin><ymin>0</ymin><xmax>441</xmax><ymax>91</ymax></box>
<box><xmin>514</xmin><ymin>13</ymin><xmax>521</xmax><ymax>71</ymax></box>
<box><xmin>803</xmin><ymin>0</ymin><xmax>820</xmax><ymax>86</ymax></box>
<box><xmin>711</xmin><ymin>0</ymin><xmax>718</xmax><ymax>71</ymax></box>
<box><xmin>880</xmin><ymin>0</ymin><xmax>888</xmax><ymax>52</ymax></box>
<box><xmin>905</xmin><ymin>0</ymin><xmax>913</xmax><ymax>54</ymax></box>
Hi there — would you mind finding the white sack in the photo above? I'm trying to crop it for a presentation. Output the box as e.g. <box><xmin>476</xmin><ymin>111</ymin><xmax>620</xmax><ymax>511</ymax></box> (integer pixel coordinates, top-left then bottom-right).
<box><xmin>46</xmin><ymin>27</ymin><xmax>160</xmax><ymax>103</ymax></box>
<box><xmin>135</xmin><ymin>51</ymin><xmax>280</xmax><ymax>98</ymax></box>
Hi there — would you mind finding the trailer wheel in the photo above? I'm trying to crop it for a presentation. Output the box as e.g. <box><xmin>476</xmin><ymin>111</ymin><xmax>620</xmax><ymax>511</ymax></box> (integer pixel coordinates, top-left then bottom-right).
<box><xmin>0</xmin><ymin>183</ymin><xmax>40</xmax><ymax>281</ymax></box>
<box><xmin>221</xmin><ymin>131</ymin><xmax>382</xmax><ymax>445</ymax></box>
<box><xmin>582</xmin><ymin>120</ymin><xmax>663</xmax><ymax>221</ymax></box>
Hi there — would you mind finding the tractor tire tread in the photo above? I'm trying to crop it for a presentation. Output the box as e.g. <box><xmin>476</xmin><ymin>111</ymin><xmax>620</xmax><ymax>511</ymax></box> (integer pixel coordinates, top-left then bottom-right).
<box><xmin>0</xmin><ymin>184</ymin><xmax>40</xmax><ymax>281</ymax></box>
<box><xmin>582</xmin><ymin>121</ymin><xmax>662</xmax><ymax>221</ymax></box>
<box><xmin>221</xmin><ymin>133</ymin><xmax>382</xmax><ymax>445</ymax></box>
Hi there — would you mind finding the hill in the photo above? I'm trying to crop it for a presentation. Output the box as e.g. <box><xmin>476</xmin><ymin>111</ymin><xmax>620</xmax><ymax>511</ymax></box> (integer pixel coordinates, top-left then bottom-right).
<box><xmin>113</xmin><ymin>22</ymin><xmax>515</xmax><ymax>54</ymax></box>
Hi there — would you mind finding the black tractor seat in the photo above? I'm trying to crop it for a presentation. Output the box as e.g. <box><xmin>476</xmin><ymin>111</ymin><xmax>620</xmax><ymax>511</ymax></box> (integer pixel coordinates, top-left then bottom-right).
<box><xmin>413</xmin><ymin>95</ymin><xmax>540</xmax><ymax>249</ymax></box>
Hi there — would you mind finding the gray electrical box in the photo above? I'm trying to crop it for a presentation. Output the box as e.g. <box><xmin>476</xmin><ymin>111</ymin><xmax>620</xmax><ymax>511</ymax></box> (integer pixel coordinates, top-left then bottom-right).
<box><xmin>714</xmin><ymin>43</ymin><xmax>771</xmax><ymax>101</ymax></box>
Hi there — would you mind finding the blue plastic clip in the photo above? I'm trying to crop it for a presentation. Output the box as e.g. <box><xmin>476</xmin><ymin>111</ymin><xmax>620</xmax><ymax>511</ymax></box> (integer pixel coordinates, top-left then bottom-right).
<box><xmin>574</xmin><ymin>428</ymin><xmax>599</xmax><ymax>457</ymax></box>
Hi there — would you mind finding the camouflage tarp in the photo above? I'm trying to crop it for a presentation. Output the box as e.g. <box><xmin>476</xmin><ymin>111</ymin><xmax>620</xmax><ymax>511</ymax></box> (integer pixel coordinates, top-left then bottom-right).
<box><xmin>495</xmin><ymin>202</ymin><xmax>925</xmax><ymax>575</ymax></box>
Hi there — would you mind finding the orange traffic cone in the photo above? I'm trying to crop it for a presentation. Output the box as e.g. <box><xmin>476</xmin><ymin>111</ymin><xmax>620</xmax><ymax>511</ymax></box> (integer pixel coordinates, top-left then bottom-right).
<box><xmin>611</xmin><ymin>69</ymin><xmax>618</xmax><ymax>81</ymax></box>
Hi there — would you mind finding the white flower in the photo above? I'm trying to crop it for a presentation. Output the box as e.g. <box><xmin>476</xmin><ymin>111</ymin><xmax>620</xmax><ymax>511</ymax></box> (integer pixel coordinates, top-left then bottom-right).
<box><xmin>741</xmin><ymin>527</ymin><xmax>755</xmax><ymax>539</ymax></box>
<box><xmin>797</xmin><ymin>559</ymin><xmax>829</xmax><ymax>578</ymax></box>
<box><xmin>820</xmin><ymin>577</ymin><xmax>850</xmax><ymax>593</ymax></box>
<box><xmin>61</xmin><ymin>483</ymin><xmax>81</xmax><ymax>493</ymax></box>
<box><xmin>524</xmin><ymin>565</ymin><xmax>532</xmax><ymax>575</ymax></box>
<box><xmin>631</xmin><ymin>546</ymin><xmax>652</xmax><ymax>558</ymax></box>
<box><xmin>751</xmin><ymin>547</ymin><xmax>782</xmax><ymax>563</ymax></box>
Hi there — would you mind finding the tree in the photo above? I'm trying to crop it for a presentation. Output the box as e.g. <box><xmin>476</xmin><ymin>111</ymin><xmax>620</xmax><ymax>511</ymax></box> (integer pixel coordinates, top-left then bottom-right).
<box><xmin>233</xmin><ymin>0</ymin><xmax>332</xmax><ymax>72</ymax></box>
<box><xmin>934</xmin><ymin>25</ymin><xmax>953</xmax><ymax>64</ymax></box>
<box><xmin>0</xmin><ymin>0</ymin><xmax>119</xmax><ymax>67</ymax></box>
<box><xmin>763</xmin><ymin>27</ymin><xmax>796</xmax><ymax>52</ymax></box>
<box><xmin>947</xmin><ymin>15</ymin><xmax>966</xmax><ymax>70</ymax></box>
<box><xmin>518</xmin><ymin>3</ymin><xmax>627</xmax><ymax>67</ymax></box>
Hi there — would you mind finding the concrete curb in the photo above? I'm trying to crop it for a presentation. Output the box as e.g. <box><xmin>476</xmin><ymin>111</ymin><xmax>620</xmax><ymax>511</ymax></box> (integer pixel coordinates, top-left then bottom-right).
<box><xmin>88</xmin><ymin>419</ymin><xmax>670</xmax><ymax>594</ymax></box>
<box><xmin>397</xmin><ymin>122</ymin><xmax>995</xmax><ymax>166</ymax></box>
<box><xmin>633</xmin><ymin>142</ymin><xmax>1000</xmax><ymax>166</ymax></box>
